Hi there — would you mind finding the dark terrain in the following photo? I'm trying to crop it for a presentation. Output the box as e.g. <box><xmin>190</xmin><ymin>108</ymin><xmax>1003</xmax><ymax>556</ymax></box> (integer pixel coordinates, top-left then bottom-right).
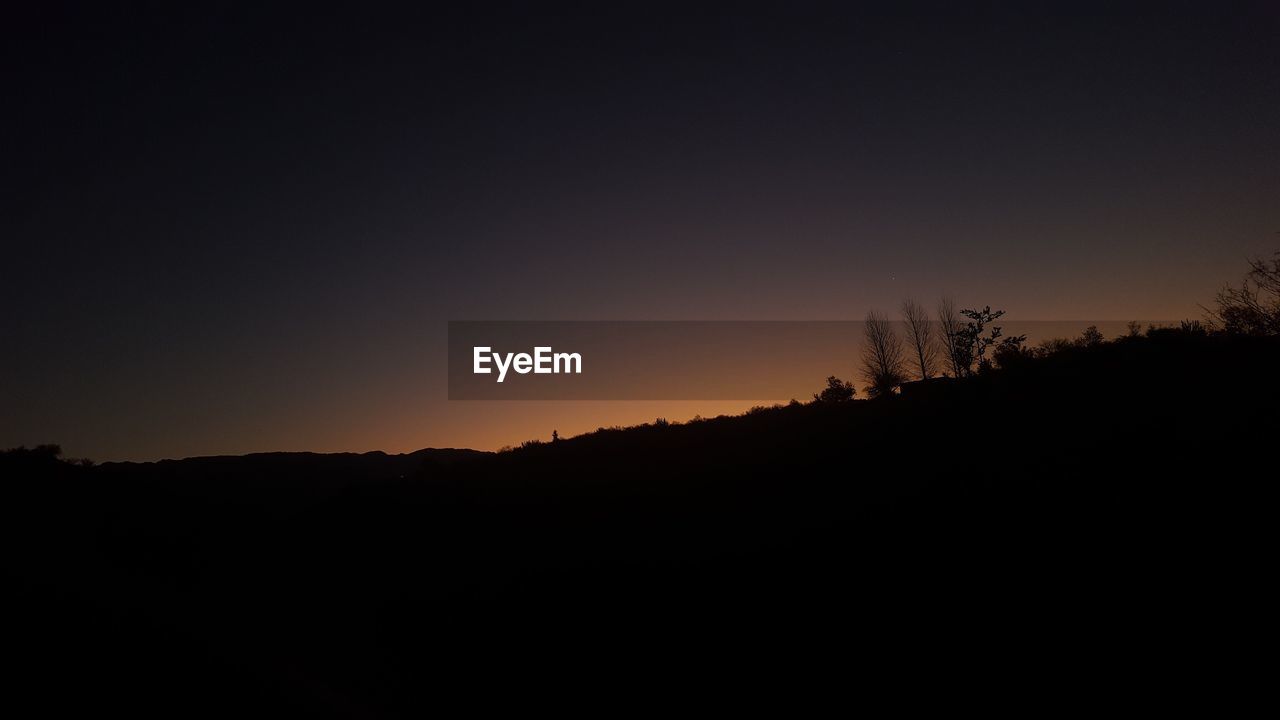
<box><xmin>10</xmin><ymin>330</ymin><xmax>1277</xmax><ymax>714</ymax></box>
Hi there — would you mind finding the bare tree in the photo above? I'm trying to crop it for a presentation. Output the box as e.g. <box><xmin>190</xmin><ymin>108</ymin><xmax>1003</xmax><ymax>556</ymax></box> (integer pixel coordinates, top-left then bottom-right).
<box><xmin>1203</xmin><ymin>250</ymin><xmax>1280</xmax><ymax>336</ymax></box>
<box><xmin>901</xmin><ymin>298</ymin><xmax>937</xmax><ymax>380</ymax></box>
<box><xmin>861</xmin><ymin>310</ymin><xmax>907</xmax><ymax>397</ymax></box>
<box><xmin>936</xmin><ymin>297</ymin><xmax>965</xmax><ymax>377</ymax></box>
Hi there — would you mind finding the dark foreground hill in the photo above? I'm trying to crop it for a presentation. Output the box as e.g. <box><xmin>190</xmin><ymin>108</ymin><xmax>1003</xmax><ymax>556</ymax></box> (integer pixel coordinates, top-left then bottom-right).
<box><xmin>9</xmin><ymin>331</ymin><xmax>1278</xmax><ymax>715</ymax></box>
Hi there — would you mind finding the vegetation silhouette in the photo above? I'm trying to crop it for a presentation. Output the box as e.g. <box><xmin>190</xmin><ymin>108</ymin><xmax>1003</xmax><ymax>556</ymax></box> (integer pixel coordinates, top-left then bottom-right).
<box><xmin>859</xmin><ymin>309</ymin><xmax>907</xmax><ymax>396</ymax></box>
<box><xmin>8</xmin><ymin>253</ymin><xmax>1279</xmax><ymax>715</ymax></box>
<box><xmin>813</xmin><ymin>375</ymin><xmax>856</xmax><ymax>402</ymax></box>
<box><xmin>1204</xmin><ymin>249</ymin><xmax>1280</xmax><ymax>335</ymax></box>
<box><xmin>900</xmin><ymin>298</ymin><xmax>937</xmax><ymax>380</ymax></box>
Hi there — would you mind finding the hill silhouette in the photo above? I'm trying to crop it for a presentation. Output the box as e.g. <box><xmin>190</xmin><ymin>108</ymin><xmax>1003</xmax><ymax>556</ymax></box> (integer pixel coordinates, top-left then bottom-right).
<box><xmin>9</xmin><ymin>328</ymin><xmax>1278</xmax><ymax>714</ymax></box>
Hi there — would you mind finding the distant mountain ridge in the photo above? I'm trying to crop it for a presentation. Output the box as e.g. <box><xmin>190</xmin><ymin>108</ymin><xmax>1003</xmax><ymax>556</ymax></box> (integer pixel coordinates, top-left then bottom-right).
<box><xmin>88</xmin><ymin>448</ymin><xmax>491</xmax><ymax>502</ymax></box>
<box><xmin>99</xmin><ymin>447</ymin><xmax>489</xmax><ymax>469</ymax></box>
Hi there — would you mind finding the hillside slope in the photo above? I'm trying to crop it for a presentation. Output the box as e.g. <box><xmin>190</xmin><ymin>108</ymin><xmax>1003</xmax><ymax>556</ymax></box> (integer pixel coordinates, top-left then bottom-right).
<box><xmin>10</xmin><ymin>332</ymin><xmax>1277</xmax><ymax>714</ymax></box>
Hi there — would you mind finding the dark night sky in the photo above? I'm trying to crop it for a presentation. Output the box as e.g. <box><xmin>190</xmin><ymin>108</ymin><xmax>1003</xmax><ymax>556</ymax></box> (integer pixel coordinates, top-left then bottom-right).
<box><xmin>4</xmin><ymin>2</ymin><xmax>1277</xmax><ymax>460</ymax></box>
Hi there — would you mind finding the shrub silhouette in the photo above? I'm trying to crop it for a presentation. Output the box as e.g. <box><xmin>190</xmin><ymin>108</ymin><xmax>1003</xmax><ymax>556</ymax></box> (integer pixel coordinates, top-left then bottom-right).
<box><xmin>993</xmin><ymin>337</ymin><xmax>1035</xmax><ymax>369</ymax></box>
<box><xmin>813</xmin><ymin>376</ymin><xmax>856</xmax><ymax>403</ymax></box>
<box><xmin>1</xmin><ymin>444</ymin><xmax>65</xmax><ymax>472</ymax></box>
<box><xmin>1035</xmin><ymin>337</ymin><xmax>1075</xmax><ymax>357</ymax></box>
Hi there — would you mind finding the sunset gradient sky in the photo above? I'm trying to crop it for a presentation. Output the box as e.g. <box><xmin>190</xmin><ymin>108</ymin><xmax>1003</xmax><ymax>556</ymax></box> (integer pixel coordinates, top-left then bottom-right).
<box><xmin>4</xmin><ymin>3</ymin><xmax>1277</xmax><ymax>460</ymax></box>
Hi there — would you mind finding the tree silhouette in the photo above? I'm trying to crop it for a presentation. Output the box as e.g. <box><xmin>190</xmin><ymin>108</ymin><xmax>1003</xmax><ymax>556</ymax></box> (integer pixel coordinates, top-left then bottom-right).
<box><xmin>1077</xmin><ymin>325</ymin><xmax>1105</xmax><ymax>347</ymax></box>
<box><xmin>813</xmin><ymin>376</ymin><xmax>856</xmax><ymax>403</ymax></box>
<box><xmin>953</xmin><ymin>306</ymin><xmax>1026</xmax><ymax>375</ymax></box>
<box><xmin>936</xmin><ymin>297</ymin><xmax>966</xmax><ymax>377</ymax></box>
<box><xmin>861</xmin><ymin>310</ymin><xmax>907</xmax><ymax>397</ymax></box>
<box><xmin>901</xmin><ymin>298</ymin><xmax>937</xmax><ymax>380</ymax></box>
<box><xmin>1204</xmin><ymin>250</ymin><xmax>1280</xmax><ymax>336</ymax></box>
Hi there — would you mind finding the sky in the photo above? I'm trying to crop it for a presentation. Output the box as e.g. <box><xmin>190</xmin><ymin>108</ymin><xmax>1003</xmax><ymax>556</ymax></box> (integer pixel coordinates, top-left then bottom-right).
<box><xmin>4</xmin><ymin>2</ymin><xmax>1278</xmax><ymax>461</ymax></box>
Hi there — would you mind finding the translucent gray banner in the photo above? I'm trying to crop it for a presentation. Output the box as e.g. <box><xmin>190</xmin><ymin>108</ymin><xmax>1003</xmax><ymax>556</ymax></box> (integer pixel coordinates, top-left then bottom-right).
<box><xmin>448</xmin><ymin>320</ymin><xmax>1164</xmax><ymax>400</ymax></box>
